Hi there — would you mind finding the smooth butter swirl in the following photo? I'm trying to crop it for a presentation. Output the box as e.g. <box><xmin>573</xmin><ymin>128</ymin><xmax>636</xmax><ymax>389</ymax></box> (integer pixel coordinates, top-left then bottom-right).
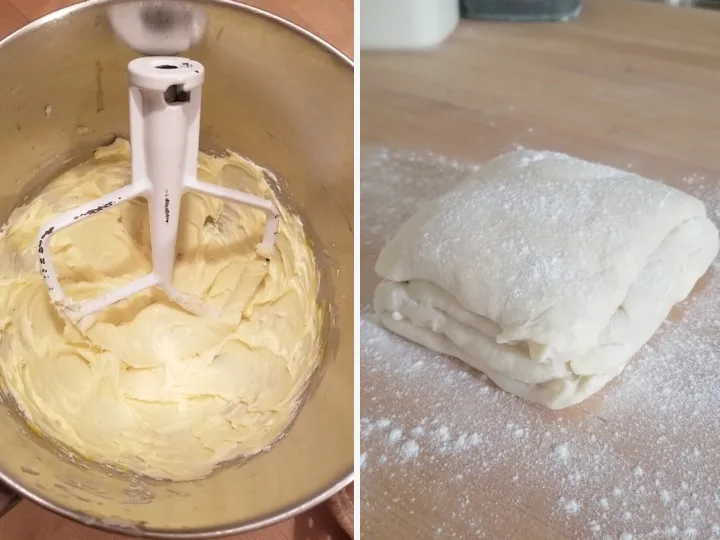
<box><xmin>0</xmin><ymin>139</ymin><xmax>321</xmax><ymax>481</ymax></box>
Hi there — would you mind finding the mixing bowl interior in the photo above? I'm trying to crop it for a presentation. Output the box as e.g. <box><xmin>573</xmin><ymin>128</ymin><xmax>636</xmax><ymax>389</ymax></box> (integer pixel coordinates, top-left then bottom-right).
<box><xmin>0</xmin><ymin>0</ymin><xmax>353</xmax><ymax>536</ymax></box>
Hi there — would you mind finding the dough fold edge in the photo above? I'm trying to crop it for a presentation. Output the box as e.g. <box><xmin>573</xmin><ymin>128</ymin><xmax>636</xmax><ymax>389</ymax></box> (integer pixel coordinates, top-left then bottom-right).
<box><xmin>374</xmin><ymin>215</ymin><xmax>719</xmax><ymax>410</ymax></box>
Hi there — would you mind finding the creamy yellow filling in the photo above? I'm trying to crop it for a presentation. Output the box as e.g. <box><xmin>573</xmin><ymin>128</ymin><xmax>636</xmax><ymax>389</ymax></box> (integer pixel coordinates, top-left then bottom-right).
<box><xmin>0</xmin><ymin>139</ymin><xmax>321</xmax><ymax>481</ymax></box>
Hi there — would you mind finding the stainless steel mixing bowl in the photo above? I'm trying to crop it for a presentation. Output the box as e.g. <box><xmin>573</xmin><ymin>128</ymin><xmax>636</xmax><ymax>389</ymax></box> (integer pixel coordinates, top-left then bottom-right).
<box><xmin>0</xmin><ymin>1</ymin><xmax>353</xmax><ymax>537</ymax></box>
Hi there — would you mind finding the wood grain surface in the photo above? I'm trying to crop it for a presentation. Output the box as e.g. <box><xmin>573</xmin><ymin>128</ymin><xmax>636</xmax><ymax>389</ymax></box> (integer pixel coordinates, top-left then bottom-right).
<box><xmin>360</xmin><ymin>0</ymin><xmax>720</xmax><ymax>538</ymax></box>
<box><xmin>0</xmin><ymin>1</ymin><xmax>352</xmax><ymax>539</ymax></box>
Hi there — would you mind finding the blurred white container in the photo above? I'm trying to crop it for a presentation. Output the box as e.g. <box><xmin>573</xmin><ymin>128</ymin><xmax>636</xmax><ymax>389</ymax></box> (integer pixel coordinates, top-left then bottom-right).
<box><xmin>361</xmin><ymin>0</ymin><xmax>460</xmax><ymax>51</ymax></box>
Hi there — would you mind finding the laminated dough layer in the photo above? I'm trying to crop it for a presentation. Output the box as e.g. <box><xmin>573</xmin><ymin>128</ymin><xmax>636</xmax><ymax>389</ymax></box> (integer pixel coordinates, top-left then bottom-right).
<box><xmin>374</xmin><ymin>150</ymin><xmax>719</xmax><ymax>409</ymax></box>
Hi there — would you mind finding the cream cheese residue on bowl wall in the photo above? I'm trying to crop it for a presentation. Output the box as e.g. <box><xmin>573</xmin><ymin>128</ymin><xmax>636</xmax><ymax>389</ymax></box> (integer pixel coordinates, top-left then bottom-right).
<box><xmin>0</xmin><ymin>139</ymin><xmax>322</xmax><ymax>481</ymax></box>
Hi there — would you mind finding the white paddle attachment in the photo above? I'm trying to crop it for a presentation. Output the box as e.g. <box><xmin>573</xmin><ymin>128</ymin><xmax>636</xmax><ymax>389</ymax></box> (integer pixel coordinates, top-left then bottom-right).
<box><xmin>37</xmin><ymin>57</ymin><xmax>279</xmax><ymax>324</ymax></box>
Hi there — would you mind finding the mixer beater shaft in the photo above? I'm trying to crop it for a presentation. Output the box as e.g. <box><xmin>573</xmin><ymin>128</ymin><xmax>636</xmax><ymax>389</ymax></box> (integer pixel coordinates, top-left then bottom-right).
<box><xmin>37</xmin><ymin>57</ymin><xmax>279</xmax><ymax>324</ymax></box>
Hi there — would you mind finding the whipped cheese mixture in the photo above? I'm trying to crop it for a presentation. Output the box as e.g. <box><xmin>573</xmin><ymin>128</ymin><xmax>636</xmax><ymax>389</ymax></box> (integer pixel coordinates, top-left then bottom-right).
<box><xmin>0</xmin><ymin>139</ymin><xmax>321</xmax><ymax>481</ymax></box>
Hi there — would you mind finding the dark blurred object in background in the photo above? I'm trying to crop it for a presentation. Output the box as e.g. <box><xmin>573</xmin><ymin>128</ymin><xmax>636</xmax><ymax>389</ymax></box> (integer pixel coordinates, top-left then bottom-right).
<box><xmin>460</xmin><ymin>0</ymin><xmax>582</xmax><ymax>21</ymax></box>
<box><xmin>645</xmin><ymin>0</ymin><xmax>720</xmax><ymax>8</ymax></box>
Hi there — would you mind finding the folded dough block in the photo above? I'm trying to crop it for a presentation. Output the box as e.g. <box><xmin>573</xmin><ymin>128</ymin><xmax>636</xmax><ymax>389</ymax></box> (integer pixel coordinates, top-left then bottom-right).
<box><xmin>374</xmin><ymin>150</ymin><xmax>719</xmax><ymax>409</ymax></box>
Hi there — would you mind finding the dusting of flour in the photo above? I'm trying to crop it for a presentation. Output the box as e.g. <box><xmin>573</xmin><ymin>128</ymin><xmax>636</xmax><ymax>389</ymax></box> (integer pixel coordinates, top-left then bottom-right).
<box><xmin>360</xmin><ymin>147</ymin><xmax>720</xmax><ymax>540</ymax></box>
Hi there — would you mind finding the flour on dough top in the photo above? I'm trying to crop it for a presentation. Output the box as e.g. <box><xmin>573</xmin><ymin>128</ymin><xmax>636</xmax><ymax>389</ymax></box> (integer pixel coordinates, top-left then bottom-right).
<box><xmin>376</xmin><ymin>149</ymin><xmax>708</xmax><ymax>359</ymax></box>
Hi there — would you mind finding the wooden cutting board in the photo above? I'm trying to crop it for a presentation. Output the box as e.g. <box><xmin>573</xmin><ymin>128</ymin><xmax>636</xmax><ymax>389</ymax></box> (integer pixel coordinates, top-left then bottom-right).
<box><xmin>360</xmin><ymin>1</ymin><xmax>720</xmax><ymax>538</ymax></box>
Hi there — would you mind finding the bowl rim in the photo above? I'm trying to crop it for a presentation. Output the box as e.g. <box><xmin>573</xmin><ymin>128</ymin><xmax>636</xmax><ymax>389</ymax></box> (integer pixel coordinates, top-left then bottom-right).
<box><xmin>0</xmin><ymin>0</ymin><xmax>354</xmax><ymax>537</ymax></box>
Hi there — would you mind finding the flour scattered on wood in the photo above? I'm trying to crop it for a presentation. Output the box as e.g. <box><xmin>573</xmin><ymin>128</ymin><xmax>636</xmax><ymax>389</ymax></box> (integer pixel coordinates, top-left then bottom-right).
<box><xmin>553</xmin><ymin>443</ymin><xmax>570</xmax><ymax>463</ymax></box>
<box><xmin>560</xmin><ymin>498</ymin><xmax>580</xmax><ymax>515</ymax></box>
<box><xmin>360</xmin><ymin>147</ymin><xmax>720</xmax><ymax>539</ymax></box>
